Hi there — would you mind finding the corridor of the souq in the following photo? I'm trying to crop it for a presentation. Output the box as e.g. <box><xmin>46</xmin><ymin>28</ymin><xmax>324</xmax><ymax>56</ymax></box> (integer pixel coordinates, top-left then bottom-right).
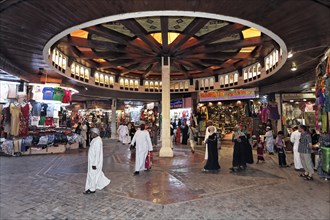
<box><xmin>0</xmin><ymin>0</ymin><xmax>329</xmax><ymax>219</ymax></box>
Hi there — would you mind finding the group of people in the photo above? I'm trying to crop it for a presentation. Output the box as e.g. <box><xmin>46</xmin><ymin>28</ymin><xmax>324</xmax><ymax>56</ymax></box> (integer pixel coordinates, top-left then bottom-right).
<box><xmin>83</xmin><ymin>119</ymin><xmax>329</xmax><ymax>195</ymax></box>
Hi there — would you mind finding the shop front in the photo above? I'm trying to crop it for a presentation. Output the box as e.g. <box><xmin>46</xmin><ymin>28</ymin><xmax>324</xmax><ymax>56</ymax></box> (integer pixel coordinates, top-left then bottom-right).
<box><xmin>282</xmin><ymin>93</ymin><xmax>316</xmax><ymax>135</ymax></box>
<box><xmin>198</xmin><ymin>88</ymin><xmax>260</xmax><ymax>138</ymax></box>
<box><xmin>0</xmin><ymin>81</ymin><xmax>81</xmax><ymax>156</ymax></box>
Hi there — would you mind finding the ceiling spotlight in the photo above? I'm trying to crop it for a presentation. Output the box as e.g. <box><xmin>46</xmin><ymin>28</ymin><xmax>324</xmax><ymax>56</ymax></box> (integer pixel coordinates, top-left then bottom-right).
<box><xmin>85</xmin><ymin>87</ymin><xmax>88</xmax><ymax>90</ymax></box>
<box><xmin>288</xmin><ymin>51</ymin><xmax>293</xmax><ymax>58</ymax></box>
<box><xmin>291</xmin><ymin>62</ymin><xmax>297</xmax><ymax>71</ymax></box>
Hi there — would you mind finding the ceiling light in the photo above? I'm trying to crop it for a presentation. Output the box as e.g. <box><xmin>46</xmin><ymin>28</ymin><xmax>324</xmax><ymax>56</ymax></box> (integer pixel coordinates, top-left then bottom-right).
<box><xmin>291</xmin><ymin>62</ymin><xmax>297</xmax><ymax>71</ymax></box>
<box><xmin>303</xmin><ymin>99</ymin><xmax>307</xmax><ymax>101</ymax></box>
<box><xmin>85</xmin><ymin>87</ymin><xmax>88</xmax><ymax>90</ymax></box>
<box><xmin>290</xmin><ymin>100</ymin><xmax>294</xmax><ymax>102</ymax></box>
<box><xmin>288</xmin><ymin>51</ymin><xmax>293</xmax><ymax>58</ymax></box>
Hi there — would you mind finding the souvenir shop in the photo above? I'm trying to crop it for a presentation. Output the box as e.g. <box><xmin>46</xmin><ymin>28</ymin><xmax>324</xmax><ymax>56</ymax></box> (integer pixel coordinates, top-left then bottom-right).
<box><xmin>281</xmin><ymin>93</ymin><xmax>316</xmax><ymax>134</ymax></box>
<box><xmin>116</xmin><ymin>101</ymin><xmax>159</xmax><ymax>126</ymax></box>
<box><xmin>314</xmin><ymin>49</ymin><xmax>330</xmax><ymax>133</ymax></box>
<box><xmin>198</xmin><ymin>88</ymin><xmax>262</xmax><ymax>136</ymax></box>
<box><xmin>170</xmin><ymin>99</ymin><xmax>192</xmax><ymax>126</ymax></box>
<box><xmin>0</xmin><ymin>81</ymin><xmax>82</xmax><ymax>156</ymax></box>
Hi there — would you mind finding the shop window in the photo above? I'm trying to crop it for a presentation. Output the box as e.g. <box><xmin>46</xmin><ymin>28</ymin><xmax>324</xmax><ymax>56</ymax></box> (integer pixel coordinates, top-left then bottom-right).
<box><xmin>248</xmin><ymin>67</ymin><xmax>252</xmax><ymax>81</ymax></box>
<box><xmin>71</xmin><ymin>63</ymin><xmax>75</xmax><ymax>78</ymax></box>
<box><xmin>159</xmin><ymin>81</ymin><xmax>162</xmax><ymax>92</ymax></box>
<box><xmin>195</xmin><ymin>80</ymin><xmax>199</xmax><ymax>90</ymax></box>
<box><xmin>129</xmin><ymin>80</ymin><xmax>134</xmax><ymax>91</ymax></box>
<box><xmin>105</xmin><ymin>75</ymin><xmax>109</xmax><ymax>87</ymax></box>
<box><xmin>120</xmin><ymin>78</ymin><xmax>124</xmax><ymax>89</ymax></box>
<box><xmin>253</xmin><ymin>65</ymin><xmax>257</xmax><ymax>79</ymax></box>
<box><xmin>62</xmin><ymin>57</ymin><xmax>67</xmax><ymax>71</ymax></box>
<box><xmin>100</xmin><ymin>74</ymin><xmax>104</xmax><ymax>86</ymax></box>
<box><xmin>257</xmin><ymin>63</ymin><xmax>261</xmax><ymax>77</ymax></box>
<box><xmin>269</xmin><ymin>54</ymin><xmax>273</xmax><ymax>70</ymax></box>
<box><xmin>179</xmin><ymin>82</ymin><xmax>183</xmax><ymax>92</ymax></box>
<box><xmin>209</xmin><ymin>78</ymin><xmax>214</xmax><ymax>89</ymax></box>
<box><xmin>145</xmin><ymin>81</ymin><xmax>149</xmax><ymax>91</ymax></box>
<box><xmin>75</xmin><ymin>65</ymin><xmax>80</xmax><ymax>79</ymax></box>
<box><xmin>52</xmin><ymin>50</ymin><xmax>56</xmax><ymax>65</ymax></box>
<box><xmin>124</xmin><ymin>79</ymin><xmax>129</xmax><ymax>90</ymax></box>
<box><xmin>175</xmin><ymin>82</ymin><xmax>179</xmax><ymax>92</ymax></box>
<box><xmin>84</xmin><ymin>69</ymin><xmax>89</xmax><ymax>82</ymax></box>
<box><xmin>204</xmin><ymin>79</ymin><xmax>209</xmax><ymax>90</ymax></box>
<box><xmin>109</xmin><ymin>76</ymin><xmax>114</xmax><ymax>88</ymax></box>
<box><xmin>224</xmin><ymin>75</ymin><xmax>229</xmax><ymax>85</ymax></box>
<box><xmin>220</xmin><ymin>76</ymin><xmax>224</xmax><ymax>88</ymax></box>
<box><xmin>200</xmin><ymin>79</ymin><xmax>205</xmax><ymax>90</ymax></box>
<box><xmin>185</xmin><ymin>81</ymin><xmax>189</xmax><ymax>91</ymax></box>
<box><xmin>234</xmin><ymin>73</ymin><xmax>238</xmax><ymax>83</ymax></box>
<box><xmin>275</xmin><ymin>50</ymin><xmax>279</xmax><ymax>63</ymax></box>
<box><xmin>265</xmin><ymin>57</ymin><xmax>270</xmax><ymax>72</ymax></box>
<box><xmin>55</xmin><ymin>51</ymin><xmax>59</xmax><ymax>67</ymax></box>
<box><xmin>95</xmin><ymin>72</ymin><xmax>100</xmax><ymax>85</ymax></box>
<box><xmin>155</xmin><ymin>82</ymin><xmax>159</xmax><ymax>92</ymax></box>
<box><xmin>134</xmin><ymin>80</ymin><xmax>139</xmax><ymax>91</ymax></box>
<box><xmin>229</xmin><ymin>74</ymin><xmax>234</xmax><ymax>85</ymax></box>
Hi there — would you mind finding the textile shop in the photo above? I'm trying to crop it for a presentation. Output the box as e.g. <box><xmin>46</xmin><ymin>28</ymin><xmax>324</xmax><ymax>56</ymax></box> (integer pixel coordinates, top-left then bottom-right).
<box><xmin>0</xmin><ymin>82</ymin><xmax>82</xmax><ymax>156</ymax></box>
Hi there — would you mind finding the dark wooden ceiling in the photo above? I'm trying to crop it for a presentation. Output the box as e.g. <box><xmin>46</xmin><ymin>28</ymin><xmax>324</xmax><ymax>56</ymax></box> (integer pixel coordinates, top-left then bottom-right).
<box><xmin>0</xmin><ymin>0</ymin><xmax>329</xmax><ymax>100</ymax></box>
<box><xmin>57</xmin><ymin>17</ymin><xmax>274</xmax><ymax>80</ymax></box>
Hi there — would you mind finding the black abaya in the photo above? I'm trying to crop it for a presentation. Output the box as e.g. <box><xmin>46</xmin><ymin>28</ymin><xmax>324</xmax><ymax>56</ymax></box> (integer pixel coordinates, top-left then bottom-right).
<box><xmin>204</xmin><ymin>133</ymin><xmax>220</xmax><ymax>171</ymax></box>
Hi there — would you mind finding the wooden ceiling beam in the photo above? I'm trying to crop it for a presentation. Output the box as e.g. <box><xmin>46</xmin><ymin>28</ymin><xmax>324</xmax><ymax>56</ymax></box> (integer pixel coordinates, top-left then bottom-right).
<box><xmin>179</xmin><ymin>35</ymin><xmax>272</xmax><ymax>56</ymax></box>
<box><xmin>169</xmin><ymin>17</ymin><xmax>209</xmax><ymax>54</ymax></box>
<box><xmin>160</xmin><ymin>16</ymin><xmax>169</xmax><ymax>53</ymax></box>
<box><xmin>99</xmin><ymin>59</ymin><xmax>137</xmax><ymax>69</ymax></box>
<box><xmin>84</xmin><ymin>25</ymin><xmax>132</xmax><ymax>44</ymax></box>
<box><xmin>60</xmin><ymin>36</ymin><xmax>127</xmax><ymax>52</ymax></box>
<box><xmin>177</xmin><ymin>23</ymin><xmax>248</xmax><ymax>54</ymax></box>
<box><xmin>172</xmin><ymin>61</ymin><xmax>191</xmax><ymax>78</ymax></box>
<box><xmin>120</xmin><ymin>19</ymin><xmax>162</xmax><ymax>53</ymax></box>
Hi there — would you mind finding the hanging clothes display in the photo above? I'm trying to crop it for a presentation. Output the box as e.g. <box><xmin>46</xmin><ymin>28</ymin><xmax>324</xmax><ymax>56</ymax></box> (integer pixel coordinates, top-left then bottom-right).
<box><xmin>19</xmin><ymin>103</ymin><xmax>30</xmax><ymax>136</ymax></box>
<box><xmin>10</xmin><ymin>103</ymin><xmax>21</xmax><ymax>136</ymax></box>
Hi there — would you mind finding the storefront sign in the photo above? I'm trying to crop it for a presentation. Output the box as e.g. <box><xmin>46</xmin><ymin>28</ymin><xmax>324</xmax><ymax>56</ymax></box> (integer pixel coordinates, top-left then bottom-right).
<box><xmin>86</xmin><ymin>101</ymin><xmax>111</xmax><ymax>109</ymax></box>
<box><xmin>170</xmin><ymin>100</ymin><xmax>183</xmax><ymax>109</ymax></box>
<box><xmin>199</xmin><ymin>88</ymin><xmax>256</xmax><ymax>101</ymax></box>
<box><xmin>282</xmin><ymin>93</ymin><xmax>314</xmax><ymax>101</ymax></box>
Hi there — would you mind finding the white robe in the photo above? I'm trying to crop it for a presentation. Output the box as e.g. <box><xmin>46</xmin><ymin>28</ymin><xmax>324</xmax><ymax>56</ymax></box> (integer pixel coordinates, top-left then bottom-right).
<box><xmin>85</xmin><ymin>136</ymin><xmax>110</xmax><ymax>191</ymax></box>
<box><xmin>290</xmin><ymin>130</ymin><xmax>303</xmax><ymax>169</ymax></box>
<box><xmin>204</xmin><ymin>126</ymin><xmax>217</xmax><ymax>160</ymax></box>
<box><xmin>117</xmin><ymin>125</ymin><xmax>129</xmax><ymax>144</ymax></box>
<box><xmin>131</xmin><ymin>129</ymin><xmax>153</xmax><ymax>172</ymax></box>
<box><xmin>264</xmin><ymin>130</ymin><xmax>274</xmax><ymax>153</ymax></box>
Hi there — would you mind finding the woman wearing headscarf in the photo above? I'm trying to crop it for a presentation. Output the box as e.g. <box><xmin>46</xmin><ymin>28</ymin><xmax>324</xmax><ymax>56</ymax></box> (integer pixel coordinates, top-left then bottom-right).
<box><xmin>203</xmin><ymin>126</ymin><xmax>220</xmax><ymax>172</ymax></box>
<box><xmin>231</xmin><ymin>125</ymin><xmax>247</xmax><ymax>172</ymax></box>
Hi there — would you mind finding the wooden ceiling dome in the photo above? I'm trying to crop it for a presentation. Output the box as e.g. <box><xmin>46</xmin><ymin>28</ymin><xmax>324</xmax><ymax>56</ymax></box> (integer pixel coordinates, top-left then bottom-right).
<box><xmin>55</xmin><ymin>16</ymin><xmax>275</xmax><ymax>81</ymax></box>
<box><xmin>0</xmin><ymin>0</ymin><xmax>329</xmax><ymax>100</ymax></box>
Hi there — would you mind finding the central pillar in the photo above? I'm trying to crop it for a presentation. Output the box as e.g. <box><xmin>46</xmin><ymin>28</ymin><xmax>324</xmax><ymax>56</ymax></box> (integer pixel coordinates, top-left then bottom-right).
<box><xmin>110</xmin><ymin>98</ymin><xmax>117</xmax><ymax>139</ymax></box>
<box><xmin>159</xmin><ymin>57</ymin><xmax>173</xmax><ymax>157</ymax></box>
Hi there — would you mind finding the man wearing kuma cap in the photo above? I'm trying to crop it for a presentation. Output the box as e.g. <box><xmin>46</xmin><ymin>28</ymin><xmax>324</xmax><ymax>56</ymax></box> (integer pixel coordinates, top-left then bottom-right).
<box><xmin>84</xmin><ymin>128</ymin><xmax>111</xmax><ymax>194</ymax></box>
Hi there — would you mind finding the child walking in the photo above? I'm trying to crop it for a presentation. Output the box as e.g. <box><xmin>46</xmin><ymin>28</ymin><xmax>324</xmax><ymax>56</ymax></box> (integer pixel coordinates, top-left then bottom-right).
<box><xmin>254</xmin><ymin>135</ymin><xmax>265</xmax><ymax>163</ymax></box>
<box><xmin>275</xmin><ymin>131</ymin><xmax>288</xmax><ymax>167</ymax></box>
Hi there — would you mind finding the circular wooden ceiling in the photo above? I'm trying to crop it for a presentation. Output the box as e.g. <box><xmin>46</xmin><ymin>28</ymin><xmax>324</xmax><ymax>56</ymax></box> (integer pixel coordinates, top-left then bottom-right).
<box><xmin>56</xmin><ymin>16</ymin><xmax>275</xmax><ymax>80</ymax></box>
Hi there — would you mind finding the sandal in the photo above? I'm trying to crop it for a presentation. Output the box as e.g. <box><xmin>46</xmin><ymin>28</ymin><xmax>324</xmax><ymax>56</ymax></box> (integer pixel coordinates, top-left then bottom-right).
<box><xmin>83</xmin><ymin>189</ymin><xmax>95</xmax><ymax>194</ymax></box>
<box><xmin>304</xmin><ymin>176</ymin><xmax>313</xmax><ymax>181</ymax></box>
<box><xmin>299</xmin><ymin>173</ymin><xmax>307</xmax><ymax>177</ymax></box>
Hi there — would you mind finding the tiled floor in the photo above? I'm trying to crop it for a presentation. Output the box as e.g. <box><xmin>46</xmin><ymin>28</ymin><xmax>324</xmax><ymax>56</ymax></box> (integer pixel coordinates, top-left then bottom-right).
<box><xmin>0</xmin><ymin>139</ymin><xmax>329</xmax><ymax>219</ymax></box>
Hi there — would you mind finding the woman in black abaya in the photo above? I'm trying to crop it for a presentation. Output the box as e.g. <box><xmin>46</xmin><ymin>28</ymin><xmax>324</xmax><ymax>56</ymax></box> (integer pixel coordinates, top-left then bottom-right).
<box><xmin>203</xmin><ymin>126</ymin><xmax>220</xmax><ymax>172</ymax></box>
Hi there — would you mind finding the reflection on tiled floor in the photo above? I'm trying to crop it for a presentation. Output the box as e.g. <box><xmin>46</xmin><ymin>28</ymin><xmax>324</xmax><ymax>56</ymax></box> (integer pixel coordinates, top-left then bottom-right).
<box><xmin>1</xmin><ymin>139</ymin><xmax>329</xmax><ymax>219</ymax></box>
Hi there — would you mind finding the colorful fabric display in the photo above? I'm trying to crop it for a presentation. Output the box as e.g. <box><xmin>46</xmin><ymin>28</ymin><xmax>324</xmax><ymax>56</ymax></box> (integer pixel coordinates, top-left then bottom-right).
<box><xmin>53</xmin><ymin>87</ymin><xmax>64</xmax><ymax>101</ymax></box>
<box><xmin>42</xmin><ymin>87</ymin><xmax>54</xmax><ymax>100</ymax></box>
